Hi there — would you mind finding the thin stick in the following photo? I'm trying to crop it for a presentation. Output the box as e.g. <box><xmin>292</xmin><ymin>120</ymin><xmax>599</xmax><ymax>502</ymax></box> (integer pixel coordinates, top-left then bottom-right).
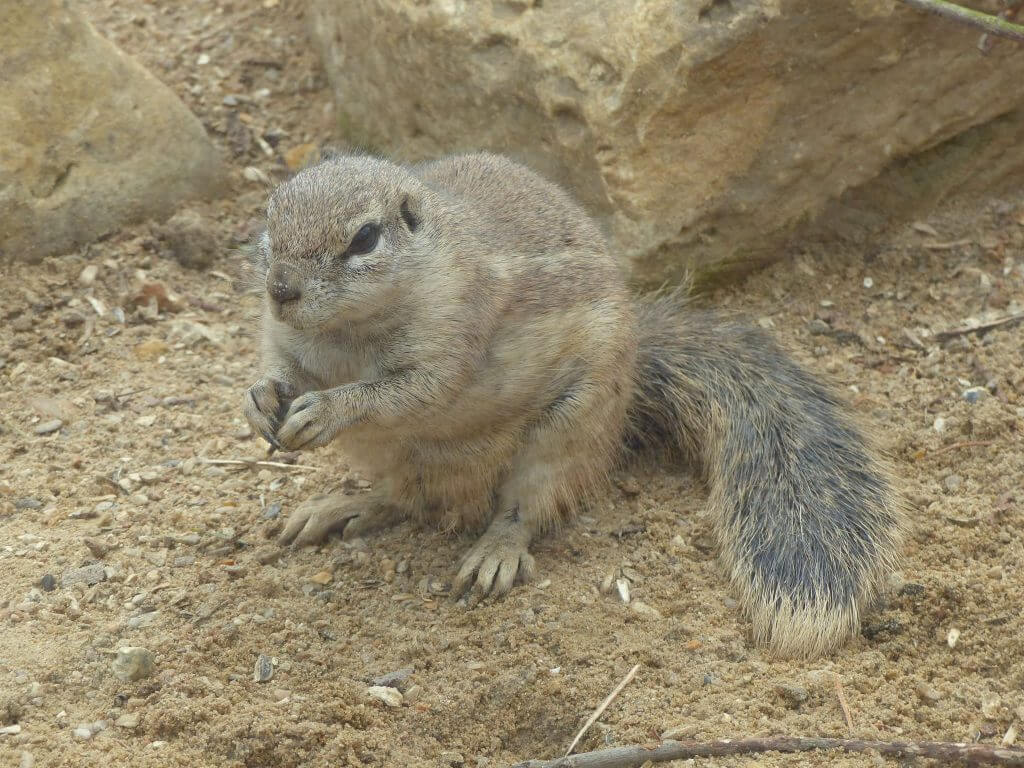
<box><xmin>940</xmin><ymin>313</ymin><xmax>1024</xmax><ymax>337</ymax></box>
<box><xmin>512</xmin><ymin>736</ymin><xmax>1024</xmax><ymax>768</ymax></box>
<box><xmin>922</xmin><ymin>238</ymin><xmax>973</xmax><ymax>251</ymax></box>
<box><xmin>565</xmin><ymin>664</ymin><xmax>641</xmax><ymax>757</ymax></box>
<box><xmin>897</xmin><ymin>0</ymin><xmax>1024</xmax><ymax>42</ymax></box>
<box><xmin>834</xmin><ymin>675</ymin><xmax>854</xmax><ymax>734</ymax></box>
<box><xmin>198</xmin><ymin>458</ymin><xmax>318</xmax><ymax>471</ymax></box>
<box><xmin>933</xmin><ymin>440</ymin><xmax>996</xmax><ymax>455</ymax></box>
<box><xmin>934</xmin><ymin>311</ymin><xmax>1024</xmax><ymax>341</ymax></box>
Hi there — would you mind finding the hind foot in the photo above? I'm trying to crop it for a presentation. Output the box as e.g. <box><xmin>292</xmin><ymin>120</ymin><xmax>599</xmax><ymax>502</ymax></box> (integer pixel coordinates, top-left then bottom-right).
<box><xmin>278</xmin><ymin>491</ymin><xmax>401</xmax><ymax>547</ymax></box>
<box><xmin>453</xmin><ymin>510</ymin><xmax>536</xmax><ymax>602</ymax></box>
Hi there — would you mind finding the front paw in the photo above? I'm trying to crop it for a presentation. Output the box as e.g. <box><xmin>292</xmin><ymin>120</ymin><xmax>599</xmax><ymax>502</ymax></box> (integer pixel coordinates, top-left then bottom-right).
<box><xmin>276</xmin><ymin>390</ymin><xmax>346</xmax><ymax>451</ymax></box>
<box><xmin>243</xmin><ymin>377</ymin><xmax>296</xmax><ymax>449</ymax></box>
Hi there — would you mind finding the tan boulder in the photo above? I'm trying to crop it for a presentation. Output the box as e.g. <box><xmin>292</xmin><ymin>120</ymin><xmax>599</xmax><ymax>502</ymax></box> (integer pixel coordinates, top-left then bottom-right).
<box><xmin>307</xmin><ymin>0</ymin><xmax>1024</xmax><ymax>285</ymax></box>
<box><xmin>0</xmin><ymin>0</ymin><xmax>227</xmax><ymax>263</ymax></box>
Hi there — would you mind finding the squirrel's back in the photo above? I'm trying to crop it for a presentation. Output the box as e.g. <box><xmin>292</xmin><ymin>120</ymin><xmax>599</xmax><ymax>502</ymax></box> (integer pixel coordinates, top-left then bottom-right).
<box><xmin>414</xmin><ymin>153</ymin><xmax>607</xmax><ymax>261</ymax></box>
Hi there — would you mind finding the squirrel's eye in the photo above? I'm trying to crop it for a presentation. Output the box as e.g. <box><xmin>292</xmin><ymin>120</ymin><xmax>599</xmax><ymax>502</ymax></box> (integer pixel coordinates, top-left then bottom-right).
<box><xmin>347</xmin><ymin>223</ymin><xmax>379</xmax><ymax>256</ymax></box>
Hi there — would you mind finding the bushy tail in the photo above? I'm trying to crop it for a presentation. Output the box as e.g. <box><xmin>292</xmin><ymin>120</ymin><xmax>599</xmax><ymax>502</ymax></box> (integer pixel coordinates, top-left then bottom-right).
<box><xmin>625</xmin><ymin>290</ymin><xmax>904</xmax><ymax>658</ymax></box>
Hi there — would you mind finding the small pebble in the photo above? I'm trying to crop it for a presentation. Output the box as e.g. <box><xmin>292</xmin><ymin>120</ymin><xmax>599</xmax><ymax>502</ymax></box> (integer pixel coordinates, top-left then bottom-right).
<box><xmin>127</xmin><ymin>611</ymin><xmax>159</xmax><ymax>629</ymax></box>
<box><xmin>662</xmin><ymin>723</ymin><xmax>700</xmax><ymax>740</ymax></box>
<box><xmin>807</xmin><ymin>318</ymin><xmax>831</xmax><ymax>335</ymax></box>
<box><xmin>915</xmin><ymin>681</ymin><xmax>942</xmax><ymax>703</ymax></box>
<box><xmin>1003</xmin><ymin>724</ymin><xmax>1018</xmax><ymax>747</ymax></box>
<box><xmin>254</xmin><ymin>654</ymin><xmax>274</xmax><ymax>683</ymax></box>
<box><xmin>0</xmin><ymin>724</ymin><xmax>22</xmax><ymax>736</ymax></box>
<box><xmin>962</xmin><ymin>387</ymin><xmax>987</xmax><ymax>404</ymax></box>
<box><xmin>111</xmin><ymin>647</ymin><xmax>156</xmax><ymax>682</ymax></box>
<box><xmin>62</xmin><ymin>311</ymin><xmax>86</xmax><ymax>328</ymax></box>
<box><xmin>404</xmin><ymin>684</ymin><xmax>423</xmax><ymax>704</ymax></box>
<box><xmin>946</xmin><ymin>628</ymin><xmax>961</xmax><ymax>648</ymax></box>
<box><xmin>114</xmin><ymin>713</ymin><xmax>140</xmax><ymax>729</ymax></box>
<box><xmin>863</xmin><ymin>276</ymin><xmax>874</xmax><ymax>289</ymax></box>
<box><xmin>223</xmin><ymin>565</ymin><xmax>246</xmax><ymax>579</ymax></box>
<box><xmin>371</xmin><ymin>666</ymin><xmax>413</xmax><ymax>690</ymax></box>
<box><xmin>39</xmin><ymin>574</ymin><xmax>56</xmax><ymax>592</ymax></box>
<box><xmin>83</xmin><ymin>538</ymin><xmax>110</xmax><ymax>558</ymax></box>
<box><xmin>630</xmin><ymin>600</ymin><xmax>662</xmax><ymax>618</ymax></box>
<box><xmin>34</xmin><ymin>419</ymin><xmax>63</xmax><ymax>435</ymax></box>
<box><xmin>366</xmin><ymin>685</ymin><xmax>403</xmax><ymax>707</ymax></box>
<box><xmin>309</xmin><ymin>570</ymin><xmax>333</xmax><ymax>586</ymax></box>
<box><xmin>933</xmin><ymin>416</ymin><xmax>946</xmax><ymax>433</ymax></box>
<box><xmin>981</xmin><ymin>693</ymin><xmax>1001</xmax><ymax>719</ymax></box>
<box><xmin>262</xmin><ymin>501</ymin><xmax>282</xmax><ymax>520</ymax></box>
<box><xmin>73</xmin><ymin>726</ymin><xmax>92</xmax><ymax>741</ymax></box>
<box><xmin>615</xmin><ymin>578</ymin><xmax>630</xmax><ymax>604</ymax></box>
<box><xmin>243</xmin><ymin>166</ymin><xmax>271</xmax><ymax>185</ymax></box>
<box><xmin>20</xmin><ymin>752</ymin><xmax>34</xmax><ymax>768</ymax></box>
<box><xmin>61</xmin><ymin>563</ymin><xmax>107</xmax><ymax>588</ymax></box>
<box><xmin>79</xmin><ymin>264</ymin><xmax>99</xmax><ymax>286</ymax></box>
<box><xmin>16</xmin><ymin>498</ymin><xmax>43</xmax><ymax>510</ymax></box>
<box><xmin>775</xmin><ymin>683</ymin><xmax>809</xmax><ymax>708</ymax></box>
<box><xmin>943</xmin><ymin>474</ymin><xmax>962</xmax><ymax>492</ymax></box>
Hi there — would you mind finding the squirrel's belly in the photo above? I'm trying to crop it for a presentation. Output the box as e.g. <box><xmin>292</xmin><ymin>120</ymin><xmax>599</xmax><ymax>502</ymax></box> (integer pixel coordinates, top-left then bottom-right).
<box><xmin>333</xmin><ymin>426</ymin><xmax>522</xmax><ymax>532</ymax></box>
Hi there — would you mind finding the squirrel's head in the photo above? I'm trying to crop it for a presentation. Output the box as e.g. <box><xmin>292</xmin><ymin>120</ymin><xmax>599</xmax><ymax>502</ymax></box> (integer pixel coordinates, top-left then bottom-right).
<box><xmin>255</xmin><ymin>154</ymin><xmax>426</xmax><ymax>332</ymax></box>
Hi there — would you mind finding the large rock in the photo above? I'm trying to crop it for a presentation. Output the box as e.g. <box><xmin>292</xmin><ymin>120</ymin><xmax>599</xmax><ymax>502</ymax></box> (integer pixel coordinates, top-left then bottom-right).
<box><xmin>307</xmin><ymin>0</ymin><xmax>1024</xmax><ymax>286</ymax></box>
<box><xmin>0</xmin><ymin>0</ymin><xmax>227</xmax><ymax>263</ymax></box>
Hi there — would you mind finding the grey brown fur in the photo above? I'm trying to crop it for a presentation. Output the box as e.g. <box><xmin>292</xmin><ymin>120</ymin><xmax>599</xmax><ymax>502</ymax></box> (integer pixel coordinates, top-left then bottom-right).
<box><xmin>243</xmin><ymin>152</ymin><xmax>904</xmax><ymax>658</ymax></box>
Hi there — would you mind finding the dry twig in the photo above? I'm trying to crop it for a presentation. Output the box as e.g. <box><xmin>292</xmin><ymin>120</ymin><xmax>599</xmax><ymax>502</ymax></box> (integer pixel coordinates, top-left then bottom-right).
<box><xmin>934</xmin><ymin>311</ymin><xmax>1024</xmax><ymax>341</ymax></box>
<box><xmin>565</xmin><ymin>664</ymin><xmax>641</xmax><ymax>757</ymax></box>
<box><xmin>898</xmin><ymin>0</ymin><xmax>1024</xmax><ymax>42</ymax></box>
<box><xmin>834</xmin><ymin>675</ymin><xmax>854</xmax><ymax>734</ymax></box>
<box><xmin>932</xmin><ymin>440</ymin><xmax>997</xmax><ymax>455</ymax></box>
<box><xmin>512</xmin><ymin>736</ymin><xmax>1024</xmax><ymax>768</ymax></box>
<box><xmin>923</xmin><ymin>238</ymin><xmax>973</xmax><ymax>251</ymax></box>
<box><xmin>198</xmin><ymin>457</ymin><xmax>318</xmax><ymax>471</ymax></box>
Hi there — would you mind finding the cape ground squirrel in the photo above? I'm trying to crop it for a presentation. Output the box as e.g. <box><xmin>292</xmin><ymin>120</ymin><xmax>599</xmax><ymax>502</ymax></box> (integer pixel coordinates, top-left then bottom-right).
<box><xmin>243</xmin><ymin>152</ymin><xmax>904</xmax><ymax>658</ymax></box>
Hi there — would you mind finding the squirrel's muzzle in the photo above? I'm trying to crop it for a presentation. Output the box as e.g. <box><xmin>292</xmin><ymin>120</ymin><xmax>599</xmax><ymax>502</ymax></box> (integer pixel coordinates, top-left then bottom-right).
<box><xmin>268</xmin><ymin>263</ymin><xmax>302</xmax><ymax>306</ymax></box>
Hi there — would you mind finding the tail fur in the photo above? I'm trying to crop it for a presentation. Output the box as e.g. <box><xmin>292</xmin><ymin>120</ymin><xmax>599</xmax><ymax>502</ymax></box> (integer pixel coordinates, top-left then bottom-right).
<box><xmin>625</xmin><ymin>289</ymin><xmax>904</xmax><ymax>658</ymax></box>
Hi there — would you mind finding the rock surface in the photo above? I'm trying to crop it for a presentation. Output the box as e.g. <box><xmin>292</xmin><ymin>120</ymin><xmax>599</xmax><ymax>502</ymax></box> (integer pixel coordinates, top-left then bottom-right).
<box><xmin>0</xmin><ymin>0</ymin><xmax>227</xmax><ymax>263</ymax></box>
<box><xmin>307</xmin><ymin>0</ymin><xmax>1024</xmax><ymax>285</ymax></box>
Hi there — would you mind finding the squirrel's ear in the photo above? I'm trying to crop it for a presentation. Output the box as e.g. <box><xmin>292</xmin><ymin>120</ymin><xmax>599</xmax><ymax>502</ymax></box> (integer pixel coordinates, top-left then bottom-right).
<box><xmin>400</xmin><ymin>195</ymin><xmax>420</xmax><ymax>233</ymax></box>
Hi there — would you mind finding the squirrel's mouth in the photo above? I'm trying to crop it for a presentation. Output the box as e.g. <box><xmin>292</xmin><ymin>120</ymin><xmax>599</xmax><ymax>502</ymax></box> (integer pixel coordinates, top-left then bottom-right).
<box><xmin>269</xmin><ymin>299</ymin><xmax>305</xmax><ymax>330</ymax></box>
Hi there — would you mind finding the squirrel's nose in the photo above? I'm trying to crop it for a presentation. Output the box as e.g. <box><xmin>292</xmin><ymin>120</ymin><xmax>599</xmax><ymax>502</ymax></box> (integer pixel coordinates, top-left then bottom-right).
<box><xmin>268</xmin><ymin>265</ymin><xmax>301</xmax><ymax>305</ymax></box>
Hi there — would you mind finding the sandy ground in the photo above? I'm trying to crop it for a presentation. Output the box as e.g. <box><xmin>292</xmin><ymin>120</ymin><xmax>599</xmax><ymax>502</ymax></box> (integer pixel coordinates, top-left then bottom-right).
<box><xmin>1</xmin><ymin>1</ymin><xmax>1022</xmax><ymax>766</ymax></box>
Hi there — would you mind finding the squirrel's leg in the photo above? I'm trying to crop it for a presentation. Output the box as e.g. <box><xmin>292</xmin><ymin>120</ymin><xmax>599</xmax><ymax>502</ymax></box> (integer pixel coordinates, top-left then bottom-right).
<box><xmin>277</xmin><ymin>367</ymin><xmax>467</xmax><ymax>451</ymax></box>
<box><xmin>278</xmin><ymin>484</ymin><xmax>404</xmax><ymax>547</ymax></box>
<box><xmin>453</xmin><ymin>376</ymin><xmax>624</xmax><ymax>601</ymax></box>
